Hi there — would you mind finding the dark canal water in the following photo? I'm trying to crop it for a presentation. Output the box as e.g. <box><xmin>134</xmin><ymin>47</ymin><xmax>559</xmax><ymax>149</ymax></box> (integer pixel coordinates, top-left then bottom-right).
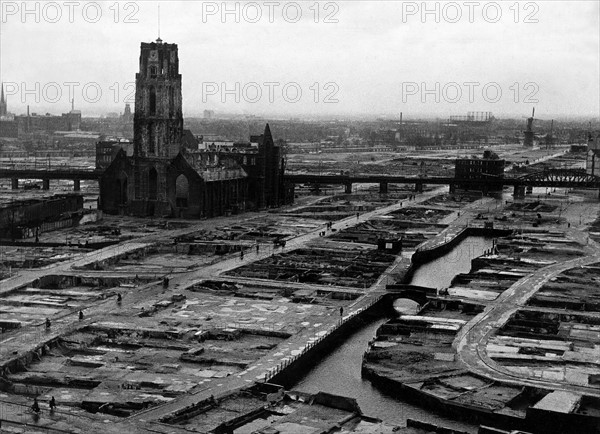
<box><xmin>293</xmin><ymin>236</ymin><xmax>493</xmax><ymax>431</ymax></box>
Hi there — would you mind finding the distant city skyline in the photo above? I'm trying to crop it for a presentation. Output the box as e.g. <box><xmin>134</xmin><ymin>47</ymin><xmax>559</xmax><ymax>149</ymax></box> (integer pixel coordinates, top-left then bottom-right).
<box><xmin>1</xmin><ymin>1</ymin><xmax>599</xmax><ymax>119</ymax></box>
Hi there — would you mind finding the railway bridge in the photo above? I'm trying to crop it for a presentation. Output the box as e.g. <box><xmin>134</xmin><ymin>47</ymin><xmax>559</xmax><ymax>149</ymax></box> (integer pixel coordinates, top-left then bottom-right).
<box><xmin>0</xmin><ymin>167</ymin><xmax>101</xmax><ymax>191</ymax></box>
<box><xmin>1</xmin><ymin>167</ymin><xmax>599</xmax><ymax>198</ymax></box>
<box><xmin>285</xmin><ymin>169</ymin><xmax>600</xmax><ymax>198</ymax></box>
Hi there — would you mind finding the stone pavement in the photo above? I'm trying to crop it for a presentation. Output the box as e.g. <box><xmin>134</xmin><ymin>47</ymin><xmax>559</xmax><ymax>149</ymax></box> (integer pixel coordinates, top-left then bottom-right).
<box><xmin>0</xmin><ymin>242</ymin><xmax>152</xmax><ymax>297</ymax></box>
<box><xmin>171</xmin><ymin>186</ymin><xmax>449</xmax><ymax>286</ymax></box>
<box><xmin>454</xmin><ymin>229</ymin><xmax>600</xmax><ymax>397</ymax></box>
<box><xmin>0</xmin><ymin>186</ymin><xmax>452</xmax><ymax>431</ymax></box>
<box><xmin>417</xmin><ymin>196</ymin><xmax>498</xmax><ymax>253</ymax></box>
<box><xmin>0</xmin><ymin>187</ymin><xmax>448</xmax><ymax>368</ymax></box>
<box><xmin>131</xmin><ymin>187</ymin><xmax>451</xmax><ymax>424</ymax></box>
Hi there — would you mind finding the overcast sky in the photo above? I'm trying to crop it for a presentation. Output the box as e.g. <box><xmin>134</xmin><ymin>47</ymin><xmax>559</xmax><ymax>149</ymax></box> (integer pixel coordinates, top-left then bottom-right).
<box><xmin>1</xmin><ymin>1</ymin><xmax>598</xmax><ymax>120</ymax></box>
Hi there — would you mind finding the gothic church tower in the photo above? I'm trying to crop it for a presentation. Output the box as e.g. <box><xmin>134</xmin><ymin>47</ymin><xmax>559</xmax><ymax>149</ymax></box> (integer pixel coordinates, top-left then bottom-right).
<box><xmin>134</xmin><ymin>38</ymin><xmax>183</xmax><ymax>158</ymax></box>
<box><xmin>129</xmin><ymin>38</ymin><xmax>184</xmax><ymax>216</ymax></box>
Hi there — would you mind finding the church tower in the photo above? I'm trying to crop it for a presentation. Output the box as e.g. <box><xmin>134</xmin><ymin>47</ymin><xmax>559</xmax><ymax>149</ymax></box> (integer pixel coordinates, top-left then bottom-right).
<box><xmin>127</xmin><ymin>38</ymin><xmax>185</xmax><ymax>217</ymax></box>
<box><xmin>133</xmin><ymin>39</ymin><xmax>183</xmax><ymax>158</ymax></box>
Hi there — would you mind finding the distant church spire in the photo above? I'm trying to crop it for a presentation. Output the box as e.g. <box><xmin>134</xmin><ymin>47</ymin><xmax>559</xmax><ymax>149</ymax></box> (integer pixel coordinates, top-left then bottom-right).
<box><xmin>0</xmin><ymin>83</ymin><xmax>7</xmax><ymax>117</ymax></box>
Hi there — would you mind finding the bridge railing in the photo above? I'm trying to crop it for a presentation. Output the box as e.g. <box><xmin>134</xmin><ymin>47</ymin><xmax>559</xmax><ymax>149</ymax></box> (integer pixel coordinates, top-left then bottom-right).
<box><xmin>0</xmin><ymin>164</ymin><xmax>97</xmax><ymax>171</ymax></box>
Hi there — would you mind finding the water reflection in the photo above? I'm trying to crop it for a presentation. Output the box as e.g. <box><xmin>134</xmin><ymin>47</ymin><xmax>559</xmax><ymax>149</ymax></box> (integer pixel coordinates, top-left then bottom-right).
<box><xmin>293</xmin><ymin>318</ymin><xmax>476</xmax><ymax>431</ymax></box>
<box><xmin>293</xmin><ymin>237</ymin><xmax>493</xmax><ymax>432</ymax></box>
<box><xmin>410</xmin><ymin>237</ymin><xmax>492</xmax><ymax>289</ymax></box>
<box><xmin>393</xmin><ymin>298</ymin><xmax>420</xmax><ymax>315</ymax></box>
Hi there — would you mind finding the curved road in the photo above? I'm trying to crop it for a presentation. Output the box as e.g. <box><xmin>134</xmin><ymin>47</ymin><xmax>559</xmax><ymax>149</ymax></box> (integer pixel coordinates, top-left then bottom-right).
<box><xmin>454</xmin><ymin>229</ymin><xmax>600</xmax><ymax>397</ymax></box>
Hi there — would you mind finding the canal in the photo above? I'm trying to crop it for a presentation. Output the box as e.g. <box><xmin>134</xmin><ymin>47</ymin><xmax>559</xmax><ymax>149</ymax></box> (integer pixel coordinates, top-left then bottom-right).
<box><xmin>293</xmin><ymin>236</ymin><xmax>493</xmax><ymax>431</ymax></box>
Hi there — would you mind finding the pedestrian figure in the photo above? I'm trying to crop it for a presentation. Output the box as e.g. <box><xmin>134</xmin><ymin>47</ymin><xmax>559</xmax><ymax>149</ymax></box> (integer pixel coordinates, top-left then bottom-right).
<box><xmin>49</xmin><ymin>396</ymin><xmax>56</xmax><ymax>412</ymax></box>
<box><xmin>32</xmin><ymin>397</ymin><xmax>40</xmax><ymax>414</ymax></box>
<box><xmin>256</xmin><ymin>244</ymin><xmax>259</xmax><ymax>254</ymax></box>
<box><xmin>117</xmin><ymin>293</ymin><xmax>122</xmax><ymax>302</ymax></box>
<box><xmin>240</xmin><ymin>250</ymin><xmax>244</xmax><ymax>260</ymax></box>
<box><xmin>79</xmin><ymin>310</ymin><xmax>84</xmax><ymax>321</ymax></box>
<box><xmin>340</xmin><ymin>306</ymin><xmax>344</xmax><ymax>317</ymax></box>
<box><xmin>45</xmin><ymin>318</ymin><xmax>51</xmax><ymax>329</ymax></box>
<box><xmin>356</xmin><ymin>212</ymin><xmax>359</xmax><ymax>220</ymax></box>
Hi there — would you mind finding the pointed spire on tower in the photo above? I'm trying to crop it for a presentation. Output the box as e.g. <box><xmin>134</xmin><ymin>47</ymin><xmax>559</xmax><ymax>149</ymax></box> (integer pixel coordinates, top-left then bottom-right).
<box><xmin>263</xmin><ymin>123</ymin><xmax>273</xmax><ymax>144</ymax></box>
<box><xmin>156</xmin><ymin>4</ymin><xmax>162</xmax><ymax>43</ymax></box>
<box><xmin>0</xmin><ymin>82</ymin><xmax>6</xmax><ymax>117</ymax></box>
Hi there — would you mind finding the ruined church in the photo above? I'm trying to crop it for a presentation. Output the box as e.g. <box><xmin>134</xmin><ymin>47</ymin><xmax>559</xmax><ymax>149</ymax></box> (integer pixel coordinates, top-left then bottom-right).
<box><xmin>99</xmin><ymin>39</ymin><xmax>291</xmax><ymax>218</ymax></box>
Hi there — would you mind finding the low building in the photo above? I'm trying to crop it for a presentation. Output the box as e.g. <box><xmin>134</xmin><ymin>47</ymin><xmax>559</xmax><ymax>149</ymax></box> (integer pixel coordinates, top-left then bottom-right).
<box><xmin>15</xmin><ymin>110</ymin><xmax>81</xmax><ymax>134</ymax></box>
<box><xmin>454</xmin><ymin>150</ymin><xmax>505</xmax><ymax>192</ymax></box>
<box><xmin>0</xmin><ymin>194</ymin><xmax>84</xmax><ymax>239</ymax></box>
<box><xmin>585</xmin><ymin>132</ymin><xmax>600</xmax><ymax>177</ymax></box>
<box><xmin>0</xmin><ymin>84</ymin><xmax>19</xmax><ymax>138</ymax></box>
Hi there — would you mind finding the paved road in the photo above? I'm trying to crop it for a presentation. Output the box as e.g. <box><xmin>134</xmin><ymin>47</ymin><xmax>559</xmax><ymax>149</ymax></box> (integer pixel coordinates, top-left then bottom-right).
<box><xmin>1</xmin><ymin>182</ymin><xmax>539</xmax><ymax>432</ymax></box>
<box><xmin>170</xmin><ymin>186</ymin><xmax>448</xmax><ymax>287</ymax></box>
<box><xmin>454</xmin><ymin>229</ymin><xmax>600</xmax><ymax>397</ymax></box>
<box><xmin>134</xmin><ymin>187</ymin><xmax>510</xmax><ymax>424</ymax></box>
<box><xmin>0</xmin><ymin>185</ymin><xmax>463</xmax><ymax>431</ymax></box>
<box><xmin>0</xmin><ymin>242</ymin><xmax>153</xmax><ymax>297</ymax></box>
<box><xmin>132</xmin><ymin>186</ymin><xmax>453</xmax><ymax>423</ymax></box>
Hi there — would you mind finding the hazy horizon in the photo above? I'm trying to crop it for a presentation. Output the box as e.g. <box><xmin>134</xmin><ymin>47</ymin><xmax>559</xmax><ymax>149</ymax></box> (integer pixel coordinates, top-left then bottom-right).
<box><xmin>1</xmin><ymin>1</ymin><xmax>599</xmax><ymax>119</ymax></box>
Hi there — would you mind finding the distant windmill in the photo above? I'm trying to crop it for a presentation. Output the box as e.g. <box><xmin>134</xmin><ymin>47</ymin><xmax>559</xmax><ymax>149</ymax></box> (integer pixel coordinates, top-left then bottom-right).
<box><xmin>523</xmin><ymin>107</ymin><xmax>538</xmax><ymax>147</ymax></box>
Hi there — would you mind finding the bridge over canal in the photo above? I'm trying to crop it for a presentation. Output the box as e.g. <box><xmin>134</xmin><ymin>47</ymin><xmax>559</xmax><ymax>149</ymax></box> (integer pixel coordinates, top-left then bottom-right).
<box><xmin>1</xmin><ymin>167</ymin><xmax>599</xmax><ymax>197</ymax></box>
